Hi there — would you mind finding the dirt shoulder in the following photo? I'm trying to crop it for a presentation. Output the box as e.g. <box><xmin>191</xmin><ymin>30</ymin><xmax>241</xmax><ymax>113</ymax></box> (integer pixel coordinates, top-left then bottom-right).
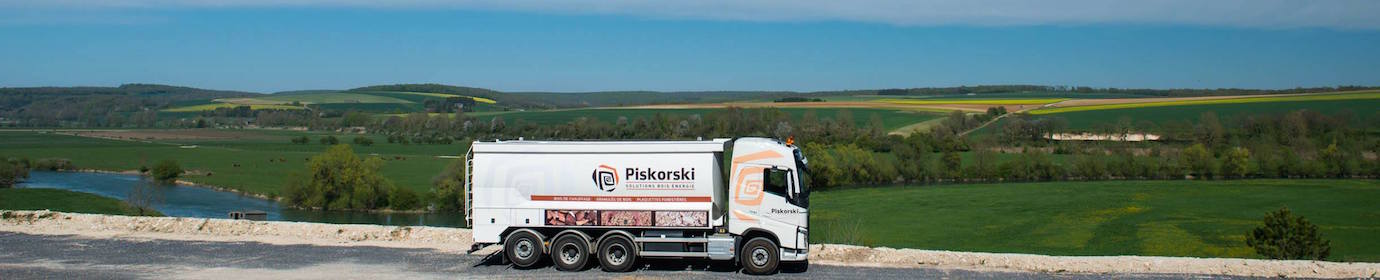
<box><xmin>3</xmin><ymin>210</ymin><xmax>1377</xmax><ymax>278</ymax></box>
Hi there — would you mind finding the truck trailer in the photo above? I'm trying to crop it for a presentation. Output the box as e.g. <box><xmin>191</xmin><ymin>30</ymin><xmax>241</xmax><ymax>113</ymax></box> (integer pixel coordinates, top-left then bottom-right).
<box><xmin>466</xmin><ymin>137</ymin><xmax>810</xmax><ymax>274</ymax></box>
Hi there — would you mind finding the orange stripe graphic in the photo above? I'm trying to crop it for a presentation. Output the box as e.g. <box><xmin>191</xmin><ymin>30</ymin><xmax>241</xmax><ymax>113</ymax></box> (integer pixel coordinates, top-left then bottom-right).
<box><xmin>731</xmin><ymin>150</ymin><xmax>784</xmax><ymax>207</ymax></box>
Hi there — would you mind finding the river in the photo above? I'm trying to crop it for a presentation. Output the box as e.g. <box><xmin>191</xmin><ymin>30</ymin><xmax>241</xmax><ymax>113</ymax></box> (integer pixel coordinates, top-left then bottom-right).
<box><xmin>15</xmin><ymin>171</ymin><xmax>467</xmax><ymax>228</ymax></box>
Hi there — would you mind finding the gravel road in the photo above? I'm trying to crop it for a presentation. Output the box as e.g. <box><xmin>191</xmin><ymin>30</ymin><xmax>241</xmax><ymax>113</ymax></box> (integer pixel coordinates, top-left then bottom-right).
<box><xmin>0</xmin><ymin>232</ymin><xmax>1270</xmax><ymax>280</ymax></box>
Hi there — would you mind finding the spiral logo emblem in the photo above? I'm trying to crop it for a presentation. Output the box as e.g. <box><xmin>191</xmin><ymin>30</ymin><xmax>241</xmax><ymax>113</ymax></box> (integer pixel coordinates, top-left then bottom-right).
<box><xmin>592</xmin><ymin>164</ymin><xmax>618</xmax><ymax>192</ymax></box>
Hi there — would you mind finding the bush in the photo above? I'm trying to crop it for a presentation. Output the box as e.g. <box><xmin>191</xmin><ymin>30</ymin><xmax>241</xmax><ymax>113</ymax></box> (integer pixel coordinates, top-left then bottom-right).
<box><xmin>31</xmin><ymin>158</ymin><xmax>74</xmax><ymax>171</ymax></box>
<box><xmin>1246</xmin><ymin>207</ymin><xmax>1331</xmax><ymax>260</ymax></box>
<box><xmin>290</xmin><ymin>136</ymin><xmax>311</xmax><ymax>144</ymax></box>
<box><xmin>388</xmin><ymin>187</ymin><xmax>421</xmax><ymax>210</ymax></box>
<box><xmin>0</xmin><ymin>161</ymin><xmax>20</xmax><ymax>188</ymax></box>
<box><xmin>430</xmin><ymin>159</ymin><xmax>466</xmax><ymax>211</ymax></box>
<box><xmin>1181</xmin><ymin>143</ymin><xmax>1215</xmax><ymax>179</ymax></box>
<box><xmin>1002</xmin><ymin>148</ymin><xmax>1062</xmax><ymax>181</ymax></box>
<box><xmin>1222</xmin><ymin>147</ymin><xmax>1252</xmax><ymax>179</ymax></box>
<box><xmin>281</xmin><ymin>145</ymin><xmax>394</xmax><ymax>210</ymax></box>
<box><xmin>151</xmin><ymin>159</ymin><xmax>184</xmax><ymax>183</ymax></box>
<box><xmin>353</xmin><ymin>136</ymin><xmax>374</xmax><ymax>146</ymax></box>
<box><xmin>320</xmin><ymin>135</ymin><xmax>339</xmax><ymax>145</ymax></box>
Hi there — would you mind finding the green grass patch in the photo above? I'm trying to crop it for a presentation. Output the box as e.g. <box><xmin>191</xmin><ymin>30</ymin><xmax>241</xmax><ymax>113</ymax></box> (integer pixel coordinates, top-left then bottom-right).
<box><xmin>1044</xmin><ymin>98</ymin><xmax>1380</xmax><ymax>131</ymax></box>
<box><xmin>1028</xmin><ymin>90</ymin><xmax>1380</xmax><ymax>115</ymax></box>
<box><xmin>355</xmin><ymin>91</ymin><xmax>498</xmax><ymax>104</ymax></box>
<box><xmin>225</xmin><ymin>92</ymin><xmax>414</xmax><ymax>105</ymax></box>
<box><xmin>162</xmin><ymin>103</ymin><xmax>304</xmax><ymax>112</ymax></box>
<box><xmin>464</xmin><ymin>107</ymin><xmax>945</xmax><ymax>131</ymax></box>
<box><xmin>313</xmin><ymin>103</ymin><xmax>421</xmax><ymax>113</ymax></box>
<box><xmin>0</xmin><ymin>188</ymin><xmax>162</xmax><ymax>216</ymax></box>
<box><xmin>878</xmin><ymin>98</ymin><xmax>1067</xmax><ymax>105</ymax></box>
<box><xmin>810</xmin><ymin>179</ymin><xmax>1380</xmax><ymax>262</ymax></box>
<box><xmin>0</xmin><ymin>131</ymin><xmax>458</xmax><ymax>196</ymax></box>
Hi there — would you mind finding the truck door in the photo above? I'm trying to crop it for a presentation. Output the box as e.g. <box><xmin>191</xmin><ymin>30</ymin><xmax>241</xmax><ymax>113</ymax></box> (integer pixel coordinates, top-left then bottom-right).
<box><xmin>729</xmin><ymin>163</ymin><xmax>808</xmax><ymax>250</ymax></box>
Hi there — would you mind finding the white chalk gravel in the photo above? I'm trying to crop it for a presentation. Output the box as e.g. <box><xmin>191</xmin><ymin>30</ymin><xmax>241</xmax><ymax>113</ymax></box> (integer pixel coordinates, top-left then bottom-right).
<box><xmin>2</xmin><ymin>210</ymin><xmax>1377</xmax><ymax>279</ymax></box>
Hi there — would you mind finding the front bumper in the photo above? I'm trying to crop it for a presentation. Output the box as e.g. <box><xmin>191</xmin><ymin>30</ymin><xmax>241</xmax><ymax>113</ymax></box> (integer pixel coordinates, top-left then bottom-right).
<box><xmin>780</xmin><ymin>247</ymin><xmax>809</xmax><ymax>261</ymax></box>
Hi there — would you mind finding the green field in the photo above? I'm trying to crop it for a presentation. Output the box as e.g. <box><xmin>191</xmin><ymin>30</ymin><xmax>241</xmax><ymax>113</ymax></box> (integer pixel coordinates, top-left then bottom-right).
<box><xmin>352</xmin><ymin>91</ymin><xmax>497</xmax><ymax>104</ymax></box>
<box><xmin>0</xmin><ymin>188</ymin><xmax>162</xmax><ymax>216</ymax></box>
<box><xmin>466</xmin><ymin>107</ymin><xmax>946</xmax><ymax>131</ymax></box>
<box><xmin>878</xmin><ymin>98</ymin><xmax>1067</xmax><ymax>105</ymax></box>
<box><xmin>821</xmin><ymin>92</ymin><xmax>1155</xmax><ymax>102</ymax></box>
<box><xmin>1028</xmin><ymin>90</ymin><xmax>1380</xmax><ymax>115</ymax></box>
<box><xmin>163</xmin><ymin>103</ymin><xmax>305</xmax><ymax>112</ymax></box>
<box><xmin>161</xmin><ymin>90</ymin><xmax>500</xmax><ymax>113</ymax></box>
<box><xmin>1044</xmin><ymin>98</ymin><xmax>1380</xmax><ymax>130</ymax></box>
<box><xmin>0</xmin><ymin>131</ymin><xmax>459</xmax><ymax>196</ymax></box>
<box><xmin>227</xmin><ymin>92</ymin><xmax>414</xmax><ymax>105</ymax></box>
<box><xmin>810</xmin><ymin>180</ymin><xmax>1380</xmax><ymax>262</ymax></box>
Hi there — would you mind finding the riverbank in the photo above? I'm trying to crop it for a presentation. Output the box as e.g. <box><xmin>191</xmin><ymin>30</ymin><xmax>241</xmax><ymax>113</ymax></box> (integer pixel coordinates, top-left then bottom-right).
<box><xmin>0</xmin><ymin>189</ymin><xmax>161</xmax><ymax>216</ymax></box>
<box><xmin>72</xmin><ymin>168</ymin><xmax>281</xmax><ymax>201</ymax></box>
<box><xmin>3</xmin><ymin>210</ymin><xmax>1377</xmax><ymax>278</ymax></box>
<box><xmin>63</xmin><ymin>170</ymin><xmax>428</xmax><ymax>214</ymax></box>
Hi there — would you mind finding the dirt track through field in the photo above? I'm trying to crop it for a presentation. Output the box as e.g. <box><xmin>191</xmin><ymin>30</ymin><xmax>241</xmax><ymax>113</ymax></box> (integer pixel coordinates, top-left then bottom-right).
<box><xmin>3</xmin><ymin>210</ymin><xmax>1377</xmax><ymax>279</ymax></box>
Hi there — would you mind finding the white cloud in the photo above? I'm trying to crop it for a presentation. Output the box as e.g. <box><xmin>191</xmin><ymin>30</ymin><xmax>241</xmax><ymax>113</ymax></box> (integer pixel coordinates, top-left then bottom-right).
<box><xmin>4</xmin><ymin>0</ymin><xmax>1379</xmax><ymax>29</ymax></box>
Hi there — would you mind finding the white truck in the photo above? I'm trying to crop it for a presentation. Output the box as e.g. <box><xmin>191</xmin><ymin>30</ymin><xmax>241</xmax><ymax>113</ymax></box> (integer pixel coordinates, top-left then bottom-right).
<box><xmin>465</xmin><ymin>137</ymin><xmax>810</xmax><ymax>274</ymax></box>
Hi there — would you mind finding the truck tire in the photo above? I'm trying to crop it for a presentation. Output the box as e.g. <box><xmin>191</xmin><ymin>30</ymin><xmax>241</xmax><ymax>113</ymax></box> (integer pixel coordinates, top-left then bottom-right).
<box><xmin>504</xmin><ymin>231</ymin><xmax>543</xmax><ymax>268</ymax></box>
<box><xmin>597</xmin><ymin>235</ymin><xmax>637</xmax><ymax>272</ymax></box>
<box><xmin>740</xmin><ymin>237</ymin><xmax>779</xmax><ymax>275</ymax></box>
<box><xmin>551</xmin><ymin>234</ymin><xmax>590</xmax><ymax>271</ymax></box>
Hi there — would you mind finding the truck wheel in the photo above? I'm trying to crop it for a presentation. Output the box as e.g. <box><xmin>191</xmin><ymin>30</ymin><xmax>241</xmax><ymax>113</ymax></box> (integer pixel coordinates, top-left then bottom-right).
<box><xmin>504</xmin><ymin>231</ymin><xmax>543</xmax><ymax>268</ymax></box>
<box><xmin>551</xmin><ymin>235</ymin><xmax>590</xmax><ymax>271</ymax></box>
<box><xmin>597</xmin><ymin>235</ymin><xmax>637</xmax><ymax>272</ymax></box>
<box><xmin>740</xmin><ymin>237</ymin><xmax>779</xmax><ymax>275</ymax></box>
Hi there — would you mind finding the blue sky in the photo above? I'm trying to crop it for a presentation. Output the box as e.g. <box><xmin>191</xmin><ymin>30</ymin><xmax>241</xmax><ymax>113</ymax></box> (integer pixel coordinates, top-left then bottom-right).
<box><xmin>1</xmin><ymin>1</ymin><xmax>1378</xmax><ymax>93</ymax></box>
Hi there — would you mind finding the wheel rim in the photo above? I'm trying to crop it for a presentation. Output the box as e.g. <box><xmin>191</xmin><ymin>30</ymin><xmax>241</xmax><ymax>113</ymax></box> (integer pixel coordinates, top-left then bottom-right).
<box><xmin>751</xmin><ymin>247</ymin><xmax>769</xmax><ymax>267</ymax></box>
<box><xmin>606</xmin><ymin>243</ymin><xmax>627</xmax><ymax>266</ymax></box>
<box><xmin>515</xmin><ymin>239</ymin><xmax>534</xmax><ymax>259</ymax></box>
<box><xmin>560</xmin><ymin>243</ymin><xmax>580</xmax><ymax>264</ymax></box>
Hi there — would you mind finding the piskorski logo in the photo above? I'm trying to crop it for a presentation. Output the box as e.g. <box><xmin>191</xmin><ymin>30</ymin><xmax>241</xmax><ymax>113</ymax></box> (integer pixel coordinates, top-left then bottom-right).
<box><xmin>593</xmin><ymin>164</ymin><xmax>697</xmax><ymax>191</ymax></box>
<box><xmin>592</xmin><ymin>164</ymin><xmax>618</xmax><ymax>192</ymax></box>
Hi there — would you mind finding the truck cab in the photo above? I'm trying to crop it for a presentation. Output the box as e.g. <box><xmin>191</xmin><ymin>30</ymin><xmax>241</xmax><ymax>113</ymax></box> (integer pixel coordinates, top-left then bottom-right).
<box><xmin>722</xmin><ymin>137</ymin><xmax>812</xmax><ymax>269</ymax></box>
<box><xmin>465</xmin><ymin>137</ymin><xmax>809</xmax><ymax>274</ymax></box>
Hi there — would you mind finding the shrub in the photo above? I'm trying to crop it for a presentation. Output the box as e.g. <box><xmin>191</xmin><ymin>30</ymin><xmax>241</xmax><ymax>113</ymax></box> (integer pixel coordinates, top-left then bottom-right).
<box><xmin>150</xmin><ymin>159</ymin><xmax>183</xmax><ymax>183</ymax></box>
<box><xmin>941</xmin><ymin>151</ymin><xmax>962</xmax><ymax>179</ymax></box>
<box><xmin>32</xmin><ymin>158</ymin><xmax>74</xmax><ymax>171</ymax></box>
<box><xmin>1072</xmin><ymin>152</ymin><xmax>1109</xmax><ymax>180</ymax></box>
<box><xmin>1181</xmin><ymin>143</ymin><xmax>1215</xmax><ymax>179</ymax></box>
<box><xmin>281</xmin><ymin>145</ymin><xmax>394</xmax><ymax>210</ymax></box>
<box><xmin>0</xmin><ymin>161</ymin><xmax>20</xmax><ymax>188</ymax></box>
<box><xmin>388</xmin><ymin>187</ymin><xmax>421</xmax><ymax>210</ymax></box>
<box><xmin>290</xmin><ymin>136</ymin><xmax>311</xmax><ymax>144</ymax></box>
<box><xmin>1222</xmin><ymin>147</ymin><xmax>1252</xmax><ymax>179</ymax></box>
<box><xmin>1246</xmin><ymin>207</ymin><xmax>1331</xmax><ymax>260</ymax></box>
<box><xmin>1003</xmin><ymin>148</ymin><xmax>1062</xmax><ymax>181</ymax></box>
<box><xmin>430</xmin><ymin>159</ymin><xmax>466</xmax><ymax>211</ymax></box>
<box><xmin>126</xmin><ymin>179</ymin><xmax>164</xmax><ymax>216</ymax></box>
<box><xmin>353</xmin><ymin>136</ymin><xmax>374</xmax><ymax>146</ymax></box>
<box><xmin>320</xmin><ymin>135</ymin><xmax>339</xmax><ymax>145</ymax></box>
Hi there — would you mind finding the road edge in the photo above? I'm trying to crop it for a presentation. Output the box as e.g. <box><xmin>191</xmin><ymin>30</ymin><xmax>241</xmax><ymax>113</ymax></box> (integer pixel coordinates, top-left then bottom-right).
<box><xmin>3</xmin><ymin>210</ymin><xmax>1377</xmax><ymax>279</ymax></box>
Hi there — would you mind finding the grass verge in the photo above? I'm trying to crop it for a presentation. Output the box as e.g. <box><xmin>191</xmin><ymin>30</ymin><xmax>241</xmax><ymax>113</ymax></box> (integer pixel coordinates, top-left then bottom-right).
<box><xmin>0</xmin><ymin>188</ymin><xmax>162</xmax><ymax>216</ymax></box>
<box><xmin>809</xmin><ymin>179</ymin><xmax>1380</xmax><ymax>262</ymax></box>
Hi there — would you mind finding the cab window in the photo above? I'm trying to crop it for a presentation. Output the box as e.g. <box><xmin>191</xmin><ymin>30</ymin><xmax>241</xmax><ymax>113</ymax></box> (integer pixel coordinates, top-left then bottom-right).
<box><xmin>763</xmin><ymin>168</ymin><xmax>789</xmax><ymax>197</ymax></box>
